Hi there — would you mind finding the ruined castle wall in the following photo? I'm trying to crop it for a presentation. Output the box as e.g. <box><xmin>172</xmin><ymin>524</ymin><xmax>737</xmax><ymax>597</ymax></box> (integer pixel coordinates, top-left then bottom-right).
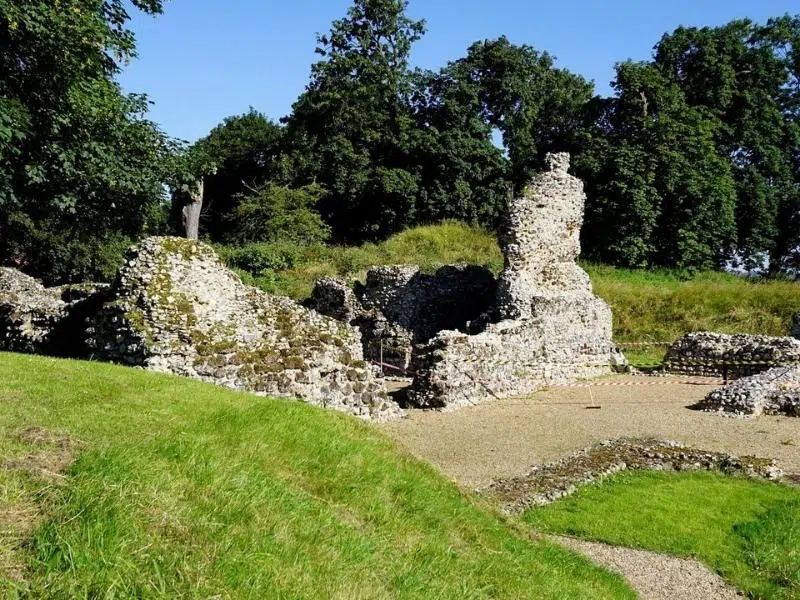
<box><xmin>85</xmin><ymin>238</ymin><xmax>402</xmax><ymax>421</ymax></box>
<box><xmin>406</xmin><ymin>153</ymin><xmax>626</xmax><ymax>409</ymax></box>
<box><xmin>308</xmin><ymin>264</ymin><xmax>496</xmax><ymax>373</ymax></box>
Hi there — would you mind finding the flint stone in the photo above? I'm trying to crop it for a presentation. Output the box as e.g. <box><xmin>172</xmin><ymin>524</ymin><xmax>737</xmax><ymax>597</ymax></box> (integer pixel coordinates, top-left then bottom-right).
<box><xmin>665</xmin><ymin>332</ymin><xmax>800</xmax><ymax>378</ymax></box>
<box><xmin>86</xmin><ymin>237</ymin><xmax>402</xmax><ymax>421</ymax></box>
<box><xmin>700</xmin><ymin>366</ymin><xmax>800</xmax><ymax>417</ymax></box>
<box><xmin>406</xmin><ymin>153</ymin><xmax>626</xmax><ymax>409</ymax></box>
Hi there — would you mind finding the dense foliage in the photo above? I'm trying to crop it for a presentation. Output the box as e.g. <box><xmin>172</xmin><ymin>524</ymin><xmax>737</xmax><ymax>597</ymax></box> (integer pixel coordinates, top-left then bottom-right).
<box><xmin>1</xmin><ymin>0</ymin><xmax>799</xmax><ymax>279</ymax></box>
<box><xmin>578</xmin><ymin>17</ymin><xmax>800</xmax><ymax>271</ymax></box>
<box><xmin>0</xmin><ymin>0</ymin><xmax>173</xmax><ymax>283</ymax></box>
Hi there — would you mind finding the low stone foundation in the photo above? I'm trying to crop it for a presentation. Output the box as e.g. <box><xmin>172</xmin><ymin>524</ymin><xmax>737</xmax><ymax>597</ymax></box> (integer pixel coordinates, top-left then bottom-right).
<box><xmin>665</xmin><ymin>332</ymin><xmax>800</xmax><ymax>378</ymax></box>
<box><xmin>486</xmin><ymin>438</ymin><xmax>785</xmax><ymax>513</ymax></box>
<box><xmin>699</xmin><ymin>367</ymin><xmax>800</xmax><ymax>417</ymax></box>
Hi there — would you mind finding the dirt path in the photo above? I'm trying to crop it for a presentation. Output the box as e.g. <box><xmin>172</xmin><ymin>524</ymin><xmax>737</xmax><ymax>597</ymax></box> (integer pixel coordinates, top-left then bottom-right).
<box><xmin>379</xmin><ymin>375</ymin><xmax>800</xmax><ymax>487</ymax></box>
<box><xmin>552</xmin><ymin>535</ymin><xmax>743</xmax><ymax>600</ymax></box>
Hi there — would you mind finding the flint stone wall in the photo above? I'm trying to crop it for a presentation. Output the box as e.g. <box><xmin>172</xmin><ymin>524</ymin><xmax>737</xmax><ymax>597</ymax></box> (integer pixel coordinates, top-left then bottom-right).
<box><xmin>308</xmin><ymin>264</ymin><xmax>496</xmax><ymax>373</ymax></box>
<box><xmin>0</xmin><ymin>268</ymin><xmax>106</xmax><ymax>356</ymax></box>
<box><xmin>85</xmin><ymin>237</ymin><xmax>401</xmax><ymax>421</ymax></box>
<box><xmin>665</xmin><ymin>332</ymin><xmax>800</xmax><ymax>378</ymax></box>
<box><xmin>407</xmin><ymin>153</ymin><xmax>626</xmax><ymax>409</ymax></box>
<box><xmin>700</xmin><ymin>367</ymin><xmax>800</xmax><ymax>417</ymax></box>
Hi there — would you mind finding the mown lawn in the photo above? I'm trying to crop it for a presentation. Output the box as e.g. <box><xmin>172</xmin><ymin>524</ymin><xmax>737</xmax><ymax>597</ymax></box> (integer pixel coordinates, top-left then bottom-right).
<box><xmin>524</xmin><ymin>471</ymin><xmax>800</xmax><ymax>599</ymax></box>
<box><xmin>0</xmin><ymin>352</ymin><xmax>634</xmax><ymax>599</ymax></box>
<box><xmin>217</xmin><ymin>223</ymin><xmax>799</xmax><ymax>366</ymax></box>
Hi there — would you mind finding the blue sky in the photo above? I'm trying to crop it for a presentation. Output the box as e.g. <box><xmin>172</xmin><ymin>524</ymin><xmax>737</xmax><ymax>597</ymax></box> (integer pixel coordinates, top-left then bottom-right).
<box><xmin>119</xmin><ymin>0</ymin><xmax>799</xmax><ymax>143</ymax></box>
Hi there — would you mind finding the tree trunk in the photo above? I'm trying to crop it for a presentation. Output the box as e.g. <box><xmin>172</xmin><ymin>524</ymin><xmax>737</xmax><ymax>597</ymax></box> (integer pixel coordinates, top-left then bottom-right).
<box><xmin>181</xmin><ymin>178</ymin><xmax>203</xmax><ymax>240</ymax></box>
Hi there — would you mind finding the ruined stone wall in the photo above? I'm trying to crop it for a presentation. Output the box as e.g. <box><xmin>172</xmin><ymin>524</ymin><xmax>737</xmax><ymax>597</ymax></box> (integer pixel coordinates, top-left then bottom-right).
<box><xmin>0</xmin><ymin>268</ymin><xmax>65</xmax><ymax>354</ymax></box>
<box><xmin>308</xmin><ymin>264</ymin><xmax>496</xmax><ymax>373</ymax></box>
<box><xmin>700</xmin><ymin>366</ymin><xmax>800</xmax><ymax>417</ymax></box>
<box><xmin>0</xmin><ymin>268</ymin><xmax>106</xmax><ymax>357</ymax></box>
<box><xmin>664</xmin><ymin>332</ymin><xmax>800</xmax><ymax>378</ymax></box>
<box><xmin>407</xmin><ymin>153</ymin><xmax>626</xmax><ymax>409</ymax></box>
<box><xmin>85</xmin><ymin>237</ymin><xmax>401</xmax><ymax>421</ymax></box>
<box><xmin>792</xmin><ymin>313</ymin><xmax>800</xmax><ymax>340</ymax></box>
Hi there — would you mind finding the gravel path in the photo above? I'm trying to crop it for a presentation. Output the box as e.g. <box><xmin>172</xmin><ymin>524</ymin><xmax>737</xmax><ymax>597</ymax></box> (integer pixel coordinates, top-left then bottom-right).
<box><xmin>552</xmin><ymin>535</ymin><xmax>743</xmax><ymax>600</ymax></box>
<box><xmin>380</xmin><ymin>375</ymin><xmax>800</xmax><ymax>487</ymax></box>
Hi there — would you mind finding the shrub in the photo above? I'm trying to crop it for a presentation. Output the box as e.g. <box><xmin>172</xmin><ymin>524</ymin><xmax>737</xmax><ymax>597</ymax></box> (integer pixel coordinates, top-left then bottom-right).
<box><xmin>226</xmin><ymin>183</ymin><xmax>330</xmax><ymax>245</ymax></box>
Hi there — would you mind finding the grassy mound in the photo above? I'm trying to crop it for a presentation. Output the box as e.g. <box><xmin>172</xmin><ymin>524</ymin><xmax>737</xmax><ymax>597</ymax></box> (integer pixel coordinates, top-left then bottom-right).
<box><xmin>524</xmin><ymin>471</ymin><xmax>800</xmax><ymax>599</ymax></box>
<box><xmin>219</xmin><ymin>223</ymin><xmax>799</xmax><ymax>365</ymax></box>
<box><xmin>217</xmin><ymin>221</ymin><xmax>503</xmax><ymax>299</ymax></box>
<box><xmin>587</xmin><ymin>265</ymin><xmax>800</xmax><ymax>364</ymax></box>
<box><xmin>0</xmin><ymin>353</ymin><xmax>632</xmax><ymax>599</ymax></box>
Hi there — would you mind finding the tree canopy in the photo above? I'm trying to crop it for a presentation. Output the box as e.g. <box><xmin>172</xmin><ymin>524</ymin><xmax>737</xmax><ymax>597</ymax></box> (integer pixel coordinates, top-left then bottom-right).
<box><xmin>0</xmin><ymin>0</ymin><xmax>173</xmax><ymax>282</ymax></box>
<box><xmin>2</xmin><ymin>0</ymin><xmax>799</xmax><ymax>280</ymax></box>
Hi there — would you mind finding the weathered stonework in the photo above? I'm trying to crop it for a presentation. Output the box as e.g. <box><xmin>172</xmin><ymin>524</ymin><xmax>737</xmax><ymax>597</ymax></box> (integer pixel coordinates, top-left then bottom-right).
<box><xmin>699</xmin><ymin>366</ymin><xmax>800</xmax><ymax>417</ymax></box>
<box><xmin>407</xmin><ymin>153</ymin><xmax>626</xmax><ymax>409</ymax></box>
<box><xmin>86</xmin><ymin>237</ymin><xmax>402</xmax><ymax>421</ymax></box>
<box><xmin>665</xmin><ymin>332</ymin><xmax>800</xmax><ymax>378</ymax></box>
<box><xmin>0</xmin><ymin>268</ymin><xmax>64</xmax><ymax>353</ymax></box>
<box><xmin>486</xmin><ymin>438</ymin><xmax>784</xmax><ymax>513</ymax></box>
<box><xmin>0</xmin><ymin>268</ymin><xmax>106</xmax><ymax>356</ymax></box>
<box><xmin>309</xmin><ymin>264</ymin><xmax>496</xmax><ymax>373</ymax></box>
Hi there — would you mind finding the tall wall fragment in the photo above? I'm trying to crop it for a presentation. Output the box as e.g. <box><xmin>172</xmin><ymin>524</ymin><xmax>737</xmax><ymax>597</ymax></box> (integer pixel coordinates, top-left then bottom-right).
<box><xmin>407</xmin><ymin>153</ymin><xmax>626</xmax><ymax>409</ymax></box>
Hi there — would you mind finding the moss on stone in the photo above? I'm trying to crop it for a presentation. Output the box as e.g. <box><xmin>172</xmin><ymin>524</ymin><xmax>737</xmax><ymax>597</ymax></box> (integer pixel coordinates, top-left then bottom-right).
<box><xmin>157</xmin><ymin>237</ymin><xmax>207</xmax><ymax>262</ymax></box>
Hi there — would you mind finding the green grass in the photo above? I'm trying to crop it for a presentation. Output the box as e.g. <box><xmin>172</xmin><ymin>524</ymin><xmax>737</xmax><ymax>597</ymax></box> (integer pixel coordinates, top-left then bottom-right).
<box><xmin>218</xmin><ymin>223</ymin><xmax>799</xmax><ymax>366</ymax></box>
<box><xmin>523</xmin><ymin>471</ymin><xmax>800</xmax><ymax>599</ymax></box>
<box><xmin>0</xmin><ymin>352</ymin><xmax>634</xmax><ymax>599</ymax></box>
<box><xmin>217</xmin><ymin>221</ymin><xmax>504</xmax><ymax>299</ymax></box>
<box><xmin>586</xmin><ymin>264</ymin><xmax>800</xmax><ymax>365</ymax></box>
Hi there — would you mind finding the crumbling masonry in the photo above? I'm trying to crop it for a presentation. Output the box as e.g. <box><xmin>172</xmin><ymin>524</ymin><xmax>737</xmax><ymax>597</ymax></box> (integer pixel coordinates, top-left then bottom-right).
<box><xmin>1</xmin><ymin>152</ymin><xmax>625</xmax><ymax>416</ymax></box>
<box><xmin>313</xmin><ymin>153</ymin><xmax>627</xmax><ymax>410</ymax></box>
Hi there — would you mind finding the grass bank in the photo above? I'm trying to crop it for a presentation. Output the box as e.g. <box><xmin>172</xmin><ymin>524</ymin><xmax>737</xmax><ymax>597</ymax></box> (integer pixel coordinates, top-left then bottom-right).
<box><xmin>218</xmin><ymin>223</ymin><xmax>799</xmax><ymax>364</ymax></box>
<box><xmin>524</xmin><ymin>470</ymin><xmax>800</xmax><ymax>599</ymax></box>
<box><xmin>0</xmin><ymin>352</ymin><xmax>633</xmax><ymax>599</ymax></box>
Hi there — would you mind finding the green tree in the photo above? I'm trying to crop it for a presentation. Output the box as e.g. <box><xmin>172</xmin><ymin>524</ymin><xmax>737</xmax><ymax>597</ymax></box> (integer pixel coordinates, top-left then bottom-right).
<box><xmin>227</xmin><ymin>183</ymin><xmax>329</xmax><ymax>245</ymax></box>
<box><xmin>442</xmin><ymin>37</ymin><xmax>594</xmax><ymax>190</ymax></box>
<box><xmin>653</xmin><ymin>16</ymin><xmax>800</xmax><ymax>272</ymax></box>
<box><xmin>0</xmin><ymin>0</ymin><xmax>172</xmax><ymax>283</ymax></box>
<box><xmin>284</xmin><ymin>0</ymin><xmax>426</xmax><ymax>242</ymax></box>
<box><xmin>578</xmin><ymin>62</ymin><xmax>737</xmax><ymax>270</ymax></box>
<box><xmin>191</xmin><ymin>109</ymin><xmax>286</xmax><ymax>241</ymax></box>
<box><xmin>407</xmin><ymin>67</ymin><xmax>510</xmax><ymax>229</ymax></box>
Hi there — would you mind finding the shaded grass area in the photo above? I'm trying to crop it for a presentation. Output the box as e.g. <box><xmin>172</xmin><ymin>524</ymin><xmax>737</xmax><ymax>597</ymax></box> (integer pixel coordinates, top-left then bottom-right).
<box><xmin>523</xmin><ymin>471</ymin><xmax>800</xmax><ymax>599</ymax></box>
<box><xmin>0</xmin><ymin>353</ymin><xmax>633</xmax><ymax>599</ymax></box>
<box><xmin>218</xmin><ymin>223</ymin><xmax>799</xmax><ymax>366</ymax></box>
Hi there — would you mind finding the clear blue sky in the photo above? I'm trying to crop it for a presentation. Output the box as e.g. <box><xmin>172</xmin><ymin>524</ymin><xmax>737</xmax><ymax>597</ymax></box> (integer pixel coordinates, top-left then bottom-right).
<box><xmin>119</xmin><ymin>0</ymin><xmax>799</xmax><ymax>143</ymax></box>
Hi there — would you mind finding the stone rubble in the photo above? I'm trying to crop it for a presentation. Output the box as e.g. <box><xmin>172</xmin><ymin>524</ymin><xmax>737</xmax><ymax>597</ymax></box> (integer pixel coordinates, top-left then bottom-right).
<box><xmin>406</xmin><ymin>153</ymin><xmax>627</xmax><ymax>409</ymax></box>
<box><xmin>85</xmin><ymin>237</ymin><xmax>402</xmax><ymax>421</ymax></box>
<box><xmin>699</xmin><ymin>366</ymin><xmax>800</xmax><ymax>417</ymax></box>
<box><xmin>665</xmin><ymin>332</ymin><xmax>800</xmax><ymax>378</ymax></box>
<box><xmin>0</xmin><ymin>268</ymin><xmax>65</xmax><ymax>353</ymax></box>
<box><xmin>485</xmin><ymin>438</ymin><xmax>786</xmax><ymax>514</ymax></box>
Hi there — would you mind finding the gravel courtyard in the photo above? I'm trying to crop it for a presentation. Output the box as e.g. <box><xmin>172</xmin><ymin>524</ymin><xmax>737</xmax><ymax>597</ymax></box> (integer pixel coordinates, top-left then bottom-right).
<box><xmin>379</xmin><ymin>375</ymin><xmax>800</xmax><ymax>487</ymax></box>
